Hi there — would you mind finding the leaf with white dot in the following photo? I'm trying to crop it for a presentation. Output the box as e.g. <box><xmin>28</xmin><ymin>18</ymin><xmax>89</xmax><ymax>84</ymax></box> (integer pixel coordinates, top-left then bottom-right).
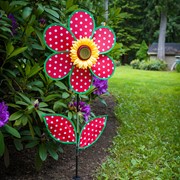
<box><xmin>78</xmin><ymin>116</ymin><xmax>107</xmax><ymax>149</ymax></box>
<box><xmin>44</xmin><ymin>115</ymin><xmax>76</xmax><ymax>144</ymax></box>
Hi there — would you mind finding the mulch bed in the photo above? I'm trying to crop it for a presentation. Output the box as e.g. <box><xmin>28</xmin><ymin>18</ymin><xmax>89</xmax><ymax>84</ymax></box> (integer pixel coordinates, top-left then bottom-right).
<box><xmin>0</xmin><ymin>95</ymin><xmax>118</xmax><ymax>180</ymax></box>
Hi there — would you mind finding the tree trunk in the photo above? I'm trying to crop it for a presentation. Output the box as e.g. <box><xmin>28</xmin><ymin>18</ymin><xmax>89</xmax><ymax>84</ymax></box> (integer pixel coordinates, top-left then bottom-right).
<box><xmin>157</xmin><ymin>12</ymin><xmax>167</xmax><ymax>60</ymax></box>
<box><xmin>104</xmin><ymin>0</ymin><xmax>108</xmax><ymax>22</ymax></box>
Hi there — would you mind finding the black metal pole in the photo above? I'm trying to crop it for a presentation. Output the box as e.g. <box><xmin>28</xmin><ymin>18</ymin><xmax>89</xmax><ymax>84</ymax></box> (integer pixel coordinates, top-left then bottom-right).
<box><xmin>73</xmin><ymin>94</ymin><xmax>80</xmax><ymax>180</ymax></box>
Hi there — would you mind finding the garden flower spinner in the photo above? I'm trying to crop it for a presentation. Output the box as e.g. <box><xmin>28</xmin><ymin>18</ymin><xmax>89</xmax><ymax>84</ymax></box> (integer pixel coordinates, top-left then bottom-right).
<box><xmin>43</xmin><ymin>9</ymin><xmax>116</xmax><ymax>178</ymax></box>
<box><xmin>43</xmin><ymin>9</ymin><xmax>116</xmax><ymax>94</ymax></box>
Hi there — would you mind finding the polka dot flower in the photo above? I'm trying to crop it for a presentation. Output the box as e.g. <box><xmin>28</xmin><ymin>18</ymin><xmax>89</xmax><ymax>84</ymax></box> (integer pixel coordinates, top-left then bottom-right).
<box><xmin>43</xmin><ymin>9</ymin><xmax>116</xmax><ymax>94</ymax></box>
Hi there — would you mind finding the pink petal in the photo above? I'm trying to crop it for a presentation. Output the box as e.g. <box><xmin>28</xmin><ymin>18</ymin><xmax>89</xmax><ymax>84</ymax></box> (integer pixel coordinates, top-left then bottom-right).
<box><xmin>93</xmin><ymin>27</ymin><xmax>115</xmax><ymax>53</ymax></box>
<box><xmin>79</xmin><ymin>116</ymin><xmax>107</xmax><ymax>149</ymax></box>
<box><xmin>45</xmin><ymin>53</ymin><xmax>73</xmax><ymax>79</ymax></box>
<box><xmin>91</xmin><ymin>55</ymin><xmax>115</xmax><ymax>79</ymax></box>
<box><xmin>69</xmin><ymin>10</ymin><xmax>95</xmax><ymax>39</ymax></box>
<box><xmin>44</xmin><ymin>24</ymin><xmax>74</xmax><ymax>52</ymax></box>
<box><xmin>44</xmin><ymin>115</ymin><xmax>76</xmax><ymax>144</ymax></box>
<box><xmin>70</xmin><ymin>67</ymin><xmax>92</xmax><ymax>94</ymax></box>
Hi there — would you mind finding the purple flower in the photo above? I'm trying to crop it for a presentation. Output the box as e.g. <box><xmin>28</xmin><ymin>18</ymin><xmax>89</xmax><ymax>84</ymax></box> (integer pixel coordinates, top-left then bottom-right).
<box><xmin>8</xmin><ymin>13</ymin><xmax>18</xmax><ymax>35</ymax></box>
<box><xmin>93</xmin><ymin>76</ymin><xmax>108</xmax><ymax>95</ymax></box>
<box><xmin>0</xmin><ymin>102</ymin><xmax>9</xmax><ymax>128</ymax></box>
<box><xmin>69</xmin><ymin>101</ymin><xmax>91</xmax><ymax>122</ymax></box>
<box><xmin>39</xmin><ymin>18</ymin><xmax>46</xmax><ymax>27</ymax></box>
<box><xmin>33</xmin><ymin>99</ymin><xmax>39</xmax><ymax>109</ymax></box>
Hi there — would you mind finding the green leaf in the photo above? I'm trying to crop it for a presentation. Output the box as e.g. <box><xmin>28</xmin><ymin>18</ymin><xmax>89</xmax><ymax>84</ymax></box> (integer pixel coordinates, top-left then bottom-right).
<box><xmin>7</xmin><ymin>103</ymin><xmax>21</xmax><ymax>108</ymax></box>
<box><xmin>16</xmin><ymin>101</ymin><xmax>28</xmax><ymax>106</ymax></box>
<box><xmin>39</xmin><ymin>108</ymin><xmax>55</xmax><ymax>113</ymax></box>
<box><xmin>53</xmin><ymin>101</ymin><xmax>67</xmax><ymax>111</ymax></box>
<box><xmin>25</xmin><ymin>141</ymin><xmax>39</xmax><ymax>149</ymax></box>
<box><xmin>4</xmin><ymin>125</ymin><xmax>21</xmax><ymax>138</ymax></box>
<box><xmin>14</xmin><ymin>119</ymin><xmax>22</xmax><ymax>126</ymax></box>
<box><xmin>98</xmin><ymin>96</ymin><xmax>107</xmax><ymax>106</ymax></box>
<box><xmin>44</xmin><ymin>94</ymin><xmax>60</xmax><ymax>102</ymax></box>
<box><xmin>62</xmin><ymin>92</ymin><xmax>70</xmax><ymax>99</ymax></box>
<box><xmin>10</xmin><ymin>1</ymin><xmax>28</xmax><ymax>6</ymax></box>
<box><xmin>22</xmin><ymin>7</ymin><xmax>32</xmax><ymax>20</ymax></box>
<box><xmin>66</xmin><ymin>0</ymin><xmax>74</xmax><ymax>9</ymax></box>
<box><xmin>17</xmin><ymin>92</ymin><xmax>31</xmax><ymax>104</ymax></box>
<box><xmin>39</xmin><ymin>144</ymin><xmax>47</xmax><ymax>161</ymax></box>
<box><xmin>32</xmin><ymin>43</ymin><xmax>44</xmax><ymax>50</ymax></box>
<box><xmin>6</xmin><ymin>42</ymin><xmax>14</xmax><ymax>56</ymax></box>
<box><xmin>34</xmin><ymin>29</ymin><xmax>45</xmax><ymax>49</ymax></box>
<box><xmin>0</xmin><ymin>27</ymin><xmax>12</xmax><ymax>33</ymax></box>
<box><xmin>35</xmin><ymin>152</ymin><xmax>43</xmax><ymax>171</ymax></box>
<box><xmin>48</xmin><ymin>148</ymin><xmax>58</xmax><ymax>160</ymax></box>
<box><xmin>13</xmin><ymin>139</ymin><xmax>23</xmax><ymax>151</ymax></box>
<box><xmin>25</xmin><ymin>25</ymin><xmax>34</xmax><ymax>37</ymax></box>
<box><xmin>55</xmin><ymin>81</ymin><xmax>68</xmax><ymax>90</ymax></box>
<box><xmin>36</xmin><ymin>3</ymin><xmax>44</xmax><ymax>15</ymax></box>
<box><xmin>0</xmin><ymin>131</ymin><xmax>5</xmax><ymax>156</ymax></box>
<box><xmin>22</xmin><ymin>116</ymin><xmax>28</xmax><ymax>126</ymax></box>
<box><xmin>66</xmin><ymin>5</ymin><xmax>79</xmax><ymax>14</ymax></box>
<box><xmin>45</xmin><ymin>8</ymin><xmax>59</xmax><ymax>19</ymax></box>
<box><xmin>9</xmin><ymin>111</ymin><xmax>24</xmax><ymax>121</ymax></box>
<box><xmin>3</xmin><ymin>146</ymin><xmax>9</xmax><ymax>168</ymax></box>
<box><xmin>68</xmin><ymin>111</ymin><xmax>73</xmax><ymax>119</ymax></box>
<box><xmin>34</xmin><ymin>126</ymin><xmax>41</xmax><ymax>137</ymax></box>
<box><xmin>7</xmin><ymin>47</ymin><xmax>27</xmax><ymax>59</ymax></box>
<box><xmin>36</xmin><ymin>110</ymin><xmax>44</xmax><ymax>122</ymax></box>
<box><xmin>27</xmin><ymin>64</ymin><xmax>42</xmax><ymax>78</ymax></box>
<box><xmin>28</xmin><ymin>121</ymin><xmax>35</xmax><ymax>138</ymax></box>
<box><xmin>39</xmin><ymin>102</ymin><xmax>48</xmax><ymax>108</ymax></box>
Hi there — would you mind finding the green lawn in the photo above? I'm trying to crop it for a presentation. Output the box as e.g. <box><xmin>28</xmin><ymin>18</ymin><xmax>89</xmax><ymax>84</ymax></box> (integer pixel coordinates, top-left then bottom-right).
<box><xmin>95</xmin><ymin>66</ymin><xmax>180</xmax><ymax>179</ymax></box>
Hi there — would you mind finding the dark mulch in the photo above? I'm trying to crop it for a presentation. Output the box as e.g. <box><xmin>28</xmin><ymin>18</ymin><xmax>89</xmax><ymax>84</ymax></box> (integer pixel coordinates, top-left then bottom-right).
<box><xmin>0</xmin><ymin>95</ymin><xmax>118</xmax><ymax>180</ymax></box>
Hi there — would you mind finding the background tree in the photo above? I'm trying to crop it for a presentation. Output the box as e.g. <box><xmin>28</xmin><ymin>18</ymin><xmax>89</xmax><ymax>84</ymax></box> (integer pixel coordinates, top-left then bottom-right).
<box><xmin>143</xmin><ymin>0</ymin><xmax>180</xmax><ymax>60</ymax></box>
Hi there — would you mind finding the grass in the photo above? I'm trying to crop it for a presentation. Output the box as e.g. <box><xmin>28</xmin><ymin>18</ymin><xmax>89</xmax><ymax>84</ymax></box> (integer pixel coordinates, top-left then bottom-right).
<box><xmin>95</xmin><ymin>66</ymin><xmax>180</xmax><ymax>180</ymax></box>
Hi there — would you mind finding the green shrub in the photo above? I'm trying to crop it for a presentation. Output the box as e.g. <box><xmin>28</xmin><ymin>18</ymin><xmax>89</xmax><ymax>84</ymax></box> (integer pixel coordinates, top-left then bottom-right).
<box><xmin>175</xmin><ymin>63</ymin><xmax>180</xmax><ymax>72</ymax></box>
<box><xmin>136</xmin><ymin>40</ymin><xmax>148</xmax><ymax>60</ymax></box>
<box><xmin>130</xmin><ymin>59</ymin><xmax>140</xmax><ymax>69</ymax></box>
<box><xmin>131</xmin><ymin>59</ymin><xmax>167</xmax><ymax>71</ymax></box>
<box><xmin>0</xmin><ymin>0</ymin><xmax>111</xmax><ymax>169</ymax></box>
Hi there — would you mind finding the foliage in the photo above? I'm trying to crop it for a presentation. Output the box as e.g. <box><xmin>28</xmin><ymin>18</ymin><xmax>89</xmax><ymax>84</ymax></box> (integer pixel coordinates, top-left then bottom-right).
<box><xmin>130</xmin><ymin>59</ymin><xmax>167</xmax><ymax>71</ymax></box>
<box><xmin>0</xmin><ymin>0</ymin><xmax>111</xmax><ymax>169</ymax></box>
<box><xmin>130</xmin><ymin>59</ymin><xmax>140</xmax><ymax>69</ymax></box>
<box><xmin>136</xmin><ymin>40</ymin><xmax>148</xmax><ymax>60</ymax></box>
<box><xmin>175</xmin><ymin>63</ymin><xmax>180</xmax><ymax>73</ymax></box>
<box><xmin>96</xmin><ymin>66</ymin><xmax>180</xmax><ymax>179</ymax></box>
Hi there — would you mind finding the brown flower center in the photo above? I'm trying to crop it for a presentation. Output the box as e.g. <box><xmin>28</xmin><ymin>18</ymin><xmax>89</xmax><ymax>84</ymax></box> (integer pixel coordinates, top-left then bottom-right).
<box><xmin>77</xmin><ymin>45</ymin><xmax>91</xmax><ymax>60</ymax></box>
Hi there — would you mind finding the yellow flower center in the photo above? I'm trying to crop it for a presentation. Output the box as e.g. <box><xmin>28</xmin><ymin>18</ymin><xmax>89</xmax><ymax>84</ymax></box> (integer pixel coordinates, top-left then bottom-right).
<box><xmin>70</xmin><ymin>37</ymin><xmax>99</xmax><ymax>69</ymax></box>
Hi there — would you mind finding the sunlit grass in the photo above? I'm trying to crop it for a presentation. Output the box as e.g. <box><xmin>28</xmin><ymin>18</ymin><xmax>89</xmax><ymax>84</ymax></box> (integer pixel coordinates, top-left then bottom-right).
<box><xmin>95</xmin><ymin>66</ymin><xmax>180</xmax><ymax>179</ymax></box>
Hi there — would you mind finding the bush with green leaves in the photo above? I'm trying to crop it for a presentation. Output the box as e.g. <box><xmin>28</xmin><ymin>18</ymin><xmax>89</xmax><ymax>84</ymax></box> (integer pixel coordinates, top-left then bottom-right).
<box><xmin>136</xmin><ymin>40</ymin><xmax>148</xmax><ymax>61</ymax></box>
<box><xmin>0</xmin><ymin>0</ymin><xmax>112</xmax><ymax>169</ymax></box>
<box><xmin>175</xmin><ymin>63</ymin><xmax>180</xmax><ymax>72</ymax></box>
<box><xmin>130</xmin><ymin>59</ymin><xmax>140</xmax><ymax>69</ymax></box>
<box><xmin>131</xmin><ymin>59</ymin><xmax>167</xmax><ymax>71</ymax></box>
